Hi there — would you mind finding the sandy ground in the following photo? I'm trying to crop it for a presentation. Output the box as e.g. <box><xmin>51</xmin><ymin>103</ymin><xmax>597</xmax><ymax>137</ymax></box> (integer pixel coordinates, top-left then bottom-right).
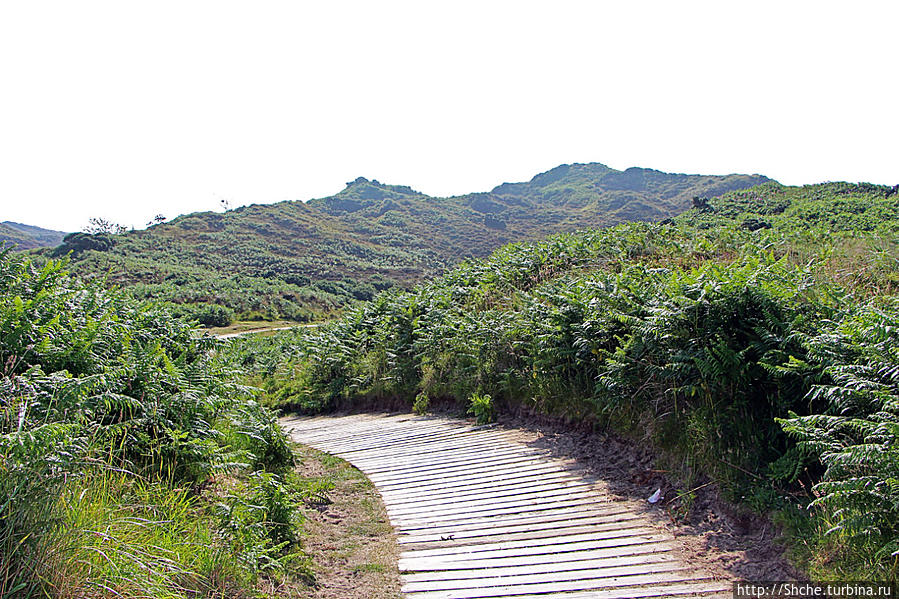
<box><xmin>291</xmin><ymin>445</ymin><xmax>403</xmax><ymax>599</ymax></box>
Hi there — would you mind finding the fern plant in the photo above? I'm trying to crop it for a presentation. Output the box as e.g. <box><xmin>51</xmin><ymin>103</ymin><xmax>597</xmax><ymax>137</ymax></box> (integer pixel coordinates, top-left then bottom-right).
<box><xmin>780</xmin><ymin>299</ymin><xmax>899</xmax><ymax>578</ymax></box>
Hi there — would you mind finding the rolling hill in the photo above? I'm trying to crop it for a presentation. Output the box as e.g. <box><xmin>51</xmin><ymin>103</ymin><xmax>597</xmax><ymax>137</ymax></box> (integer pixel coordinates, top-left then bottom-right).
<box><xmin>0</xmin><ymin>221</ymin><xmax>67</xmax><ymax>250</ymax></box>
<box><xmin>51</xmin><ymin>163</ymin><xmax>770</xmax><ymax>320</ymax></box>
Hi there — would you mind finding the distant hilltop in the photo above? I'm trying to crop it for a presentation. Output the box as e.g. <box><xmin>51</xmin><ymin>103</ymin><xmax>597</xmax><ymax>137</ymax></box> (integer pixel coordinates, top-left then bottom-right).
<box><xmin>1</xmin><ymin>221</ymin><xmax>67</xmax><ymax>250</ymax></box>
<box><xmin>47</xmin><ymin>162</ymin><xmax>772</xmax><ymax>320</ymax></box>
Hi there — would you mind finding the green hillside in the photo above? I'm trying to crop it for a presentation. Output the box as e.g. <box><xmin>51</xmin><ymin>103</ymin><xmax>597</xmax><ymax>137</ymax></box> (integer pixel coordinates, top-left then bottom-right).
<box><xmin>49</xmin><ymin>163</ymin><xmax>769</xmax><ymax>321</ymax></box>
<box><xmin>230</xmin><ymin>180</ymin><xmax>899</xmax><ymax>579</ymax></box>
<box><xmin>0</xmin><ymin>221</ymin><xmax>67</xmax><ymax>250</ymax></box>
<box><xmin>682</xmin><ymin>180</ymin><xmax>899</xmax><ymax>234</ymax></box>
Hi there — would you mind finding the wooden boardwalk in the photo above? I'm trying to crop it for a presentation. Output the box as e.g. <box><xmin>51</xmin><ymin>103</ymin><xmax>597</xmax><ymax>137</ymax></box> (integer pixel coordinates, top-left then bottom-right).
<box><xmin>282</xmin><ymin>413</ymin><xmax>731</xmax><ymax>599</ymax></box>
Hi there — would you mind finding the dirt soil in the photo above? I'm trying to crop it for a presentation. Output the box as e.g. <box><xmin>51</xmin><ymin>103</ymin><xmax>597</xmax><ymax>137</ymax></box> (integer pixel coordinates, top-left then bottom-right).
<box><xmin>496</xmin><ymin>411</ymin><xmax>807</xmax><ymax>583</ymax></box>
<box><xmin>290</xmin><ymin>444</ymin><xmax>403</xmax><ymax>599</ymax></box>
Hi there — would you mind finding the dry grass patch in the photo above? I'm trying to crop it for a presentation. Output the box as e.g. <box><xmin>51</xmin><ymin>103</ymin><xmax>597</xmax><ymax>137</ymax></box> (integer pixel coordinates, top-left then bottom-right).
<box><xmin>291</xmin><ymin>445</ymin><xmax>402</xmax><ymax>599</ymax></box>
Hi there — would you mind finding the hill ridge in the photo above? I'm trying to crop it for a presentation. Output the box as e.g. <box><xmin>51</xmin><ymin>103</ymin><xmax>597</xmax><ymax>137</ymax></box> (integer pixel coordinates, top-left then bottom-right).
<box><xmin>50</xmin><ymin>162</ymin><xmax>772</xmax><ymax>320</ymax></box>
<box><xmin>1</xmin><ymin>221</ymin><xmax>68</xmax><ymax>250</ymax></box>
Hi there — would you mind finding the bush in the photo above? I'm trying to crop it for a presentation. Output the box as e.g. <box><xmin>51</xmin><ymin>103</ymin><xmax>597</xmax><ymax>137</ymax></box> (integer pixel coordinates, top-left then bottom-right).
<box><xmin>193</xmin><ymin>302</ymin><xmax>235</xmax><ymax>327</ymax></box>
<box><xmin>54</xmin><ymin>231</ymin><xmax>115</xmax><ymax>255</ymax></box>
<box><xmin>0</xmin><ymin>250</ymin><xmax>306</xmax><ymax>596</ymax></box>
<box><xmin>468</xmin><ymin>392</ymin><xmax>495</xmax><ymax>424</ymax></box>
<box><xmin>780</xmin><ymin>299</ymin><xmax>899</xmax><ymax>579</ymax></box>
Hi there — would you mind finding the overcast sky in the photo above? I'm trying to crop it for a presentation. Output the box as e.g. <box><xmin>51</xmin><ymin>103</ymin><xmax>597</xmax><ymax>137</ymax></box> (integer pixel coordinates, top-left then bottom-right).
<box><xmin>1</xmin><ymin>1</ymin><xmax>896</xmax><ymax>232</ymax></box>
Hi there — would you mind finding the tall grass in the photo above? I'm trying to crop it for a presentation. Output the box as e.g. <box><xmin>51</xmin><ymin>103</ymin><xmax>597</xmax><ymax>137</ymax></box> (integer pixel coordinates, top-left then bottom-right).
<box><xmin>0</xmin><ymin>249</ymin><xmax>310</xmax><ymax>597</ymax></box>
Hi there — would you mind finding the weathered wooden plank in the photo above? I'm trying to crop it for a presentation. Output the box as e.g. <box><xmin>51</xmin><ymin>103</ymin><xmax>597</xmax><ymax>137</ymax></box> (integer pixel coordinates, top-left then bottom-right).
<box><xmin>313</xmin><ymin>431</ymin><xmax>484</xmax><ymax>455</ymax></box>
<box><xmin>391</xmin><ymin>498</ymin><xmax>627</xmax><ymax>529</ymax></box>
<box><xmin>399</xmin><ymin>524</ymin><xmax>659</xmax><ymax>552</ymax></box>
<box><xmin>353</xmin><ymin>446</ymin><xmax>545</xmax><ymax>474</ymax></box>
<box><xmin>323</xmin><ymin>427</ymin><xmax>496</xmax><ymax>454</ymax></box>
<box><xmin>399</xmin><ymin>544</ymin><xmax>680</xmax><ymax>574</ymax></box>
<box><xmin>400</xmin><ymin>570</ymin><xmax>715</xmax><ymax>599</ymax></box>
<box><xmin>414</xmin><ymin>583</ymin><xmax>732</xmax><ymax>599</ymax></box>
<box><xmin>399</xmin><ymin>530</ymin><xmax>669</xmax><ymax>560</ymax></box>
<box><xmin>285</xmin><ymin>415</ymin><xmax>434</xmax><ymax>437</ymax></box>
<box><xmin>366</xmin><ymin>454</ymin><xmax>563</xmax><ymax>484</ymax></box>
<box><xmin>354</xmin><ymin>441</ymin><xmax>539</xmax><ymax>464</ymax></box>
<box><xmin>348</xmin><ymin>440</ymin><xmax>541</xmax><ymax>464</ymax></box>
<box><xmin>345</xmin><ymin>435</ymin><xmax>534</xmax><ymax>458</ymax></box>
<box><xmin>380</xmin><ymin>471</ymin><xmax>587</xmax><ymax>502</ymax></box>
<box><xmin>389</xmin><ymin>494</ymin><xmax>617</xmax><ymax>524</ymax></box>
<box><xmin>366</xmin><ymin>458</ymin><xmax>577</xmax><ymax>487</ymax></box>
<box><xmin>372</xmin><ymin>462</ymin><xmax>578</xmax><ymax>492</ymax></box>
<box><xmin>397</xmin><ymin>512</ymin><xmax>646</xmax><ymax>544</ymax></box>
<box><xmin>387</xmin><ymin>480</ymin><xmax>598</xmax><ymax>511</ymax></box>
<box><xmin>388</xmin><ymin>494</ymin><xmax>610</xmax><ymax>524</ymax></box>
<box><xmin>393</xmin><ymin>505</ymin><xmax>637</xmax><ymax>534</ymax></box>
<box><xmin>285</xmin><ymin>415</ymin><xmax>727</xmax><ymax>599</ymax></box>
<box><xmin>401</xmin><ymin>563</ymin><xmax>692</xmax><ymax>592</ymax></box>
<box><xmin>320</xmin><ymin>426</ymin><xmax>505</xmax><ymax>451</ymax></box>
<box><xmin>399</xmin><ymin>551</ymin><xmax>678</xmax><ymax>583</ymax></box>
<box><xmin>399</xmin><ymin>534</ymin><xmax>672</xmax><ymax>570</ymax></box>
<box><xmin>301</xmin><ymin>424</ymin><xmax>481</xmax><ymax>451</ymax></box>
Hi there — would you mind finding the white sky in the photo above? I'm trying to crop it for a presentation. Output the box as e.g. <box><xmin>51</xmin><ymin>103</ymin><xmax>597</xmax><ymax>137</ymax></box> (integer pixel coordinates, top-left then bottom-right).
<box><xmin>1</xmin><ymin>1</ymin><xmax>896</xmax><ymax>232</ymax></box>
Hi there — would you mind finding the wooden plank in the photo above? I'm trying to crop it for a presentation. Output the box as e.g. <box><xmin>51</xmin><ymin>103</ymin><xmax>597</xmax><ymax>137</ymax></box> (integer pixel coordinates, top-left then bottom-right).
<box><xmin>336</xmin><ymin>427</ymin><xmax>521</xmax><ymax>450</ymax></box>
<box><xmin>401</xmin><ymin>563</ymin><xmax>692</xmax><ymax>592</ymax></box>
<box><xmin>387</xmin><ymin>480</ymin><xmax>598</xmax><ymax>510</ymax></box>
<box><xmin>399</xmin><ymin>535</ymin><xmax>672</xmax><ymax>569</ymax></box>
<box><xmin>312</xmin><ymin>430</ymin><xmax>483</xmax><ymax>454</ymax></box>
<box><xmin>400</xmin><ymin>552</ymin><xmax>678</xmax><ymax>583</ymax></box>
<box><xmin>387</xmin><ymin>492</ymin><xmax>609</xmax><ymax>522</ymax></box>
<box><xmin>348</xmin><ymin>440</ymin><xmax>541</xmax><ymax>465</ymax></box>
<box><xmin>287</xmin><ymin>415</ymin><xmax>433</xmax><ymax>437</ymax></box>
<box><xmin>416</xmin><ymin>582</ymin><xmax>732</xmax><ymax>599</ymax></box>
<box><xmin>372</xmin><ymin>463</ymin><xmax>579</xmax><ymax>492</ymax></box>
<box><xmin>378</xmin><ymin>470</ymin><xmax>588</xmax><ymax>497</ymax></box>
<box><xmin>400</xmin><ymin>530</ymin><xmax>667</xmax><ymax>561</ymax></box>
<box><xmin>345</xmin><ymin>435</ymin><xmax>534</xmax><ymax>459</ymax></box>
<box><xmin>391</xmin><ymin>497</ymin><xmax>624</xmax><ymax>527</ymax></box>
<box><xmin>399</xmin><ymin>544</ymin><xmax>680</xmax><ymax>575</ymax></box>
<box><xmin>387</xmin><ymin>490</ymin><xmax>613</xmax><ymax>520</ymax></box>
<box><xmin>314</xmin><ymin>425</ymin><xmax>497</xmax><ymax>448</ymax></box>
<box><xmin>380</xmin><ymin>471</ymin><xmax>587</xmax><ymax>502</ymax></box>
<box><xmin>400</xmin><ymin>570</ymin><xmax>715</xmax><ymax>599</ymax></box>
<box><xmin>397</xmin><ymin>512</ymin><xmax>646</xmax><ymax>544</ymax></box>
<box><xmin>400</xmin><ymin>524</ymin><xmax>659</xmax><ymax>552</ymax></box>
<box><xmin>364</xmin><ymin>453</ymin><xmax>556</xmax><ymax>481</ymax></box>
<box><xmin>393</xmin><ymin>505</ymin><xmax>637</xmax><ymax>534</ymax></box>
<box><xmin>301</xmin><ymin>424</ymin><xmax>478</xmax><ymax>451</ymax></box>
<box><xmin>366</xmin><ymin>457</ymin><xmax>576</xmax><ymax>486</ymax></box>
<box><xmin>322</xmin><ymin>427</ymin><xmax>493</xmax><ymax>454</ymax></box>
<box><xmin>352</xmin><ymin>446</ymin><xmax>544</xmax><ymax>474</ymax></box>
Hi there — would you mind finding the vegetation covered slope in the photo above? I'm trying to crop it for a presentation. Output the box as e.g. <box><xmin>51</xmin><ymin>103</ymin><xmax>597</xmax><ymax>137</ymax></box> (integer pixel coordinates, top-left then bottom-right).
<box><xmin>687</xmin><ymin>181</ymin><xmax>899</xmax><ymax>234</ymax></box>
<box><xmin>0</xmin><ymin>250</ymin><xmax>316</xmax><ymax>597</ymax></box>
<box><xmin>0</xmin><ymin>221</ymin><xmax>67</xmax><ymax>250</ymax></box>
<box><xmin>51</xmin><ymin>164</ymin><xmax>769</xmax><ymax>321</ymax></box>
<box><xmin>230</xmin><ymin>181</ymin><xmax>899</xmax><ymax>579</ymax></box>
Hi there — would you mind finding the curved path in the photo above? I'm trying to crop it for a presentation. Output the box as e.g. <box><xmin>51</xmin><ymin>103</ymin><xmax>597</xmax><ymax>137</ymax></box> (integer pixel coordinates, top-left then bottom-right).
<box><xmin>282</xmin><ymin>413</ymin><xmax>731</xmax><ymax>599</ymax></box>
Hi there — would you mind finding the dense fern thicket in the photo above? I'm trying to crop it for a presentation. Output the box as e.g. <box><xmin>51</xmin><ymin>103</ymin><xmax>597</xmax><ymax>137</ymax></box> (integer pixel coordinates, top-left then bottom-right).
<box><xmin>45</xmin><ymin>163</ymin><xmax>768</xmax><ymax>321</ymax></box>
<box><xmin>683</xmin><ymin>181</ymin><xmax>899</xmax><ymax>234</ymax></box>
<box><xmin>0</xmin><ymin>251</ymin><xmax>311</xmax><ymax>597</ymax></box>
<box><xmin>232</xmin><ymin>181</ymin><xmax>899</xmax><ymax>579</ymax></box>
